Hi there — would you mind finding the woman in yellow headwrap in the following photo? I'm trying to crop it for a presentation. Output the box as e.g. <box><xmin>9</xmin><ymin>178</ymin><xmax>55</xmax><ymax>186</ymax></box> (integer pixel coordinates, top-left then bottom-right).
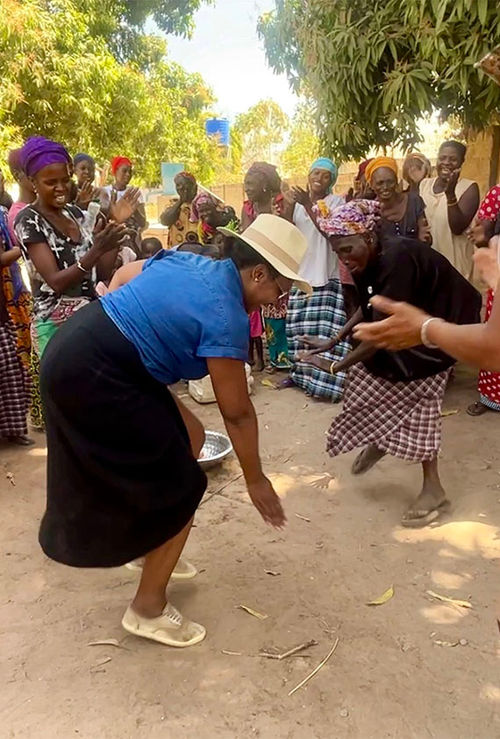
<box><xmin>366</xmin><ymin>156</ymin><xmax>431</xmax><ymax>244</ymax></box>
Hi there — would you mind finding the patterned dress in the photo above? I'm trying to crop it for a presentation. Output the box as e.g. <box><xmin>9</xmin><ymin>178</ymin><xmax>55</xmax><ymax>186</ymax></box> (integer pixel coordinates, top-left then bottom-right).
<box><xmin>14</xmin><ymin>204</ymin><xmax>95</xmax><ymax>357</ymax></box>
<box><xmin>287</xmin><ymin>195</ymin><xmax>349</xmax><ymax>400</ymax></box>
<box><xmin>476</xmin><ymin>185</ymin><xmax>500</xmax><ymax>410</ymax></box>
<box><xmin>0</xmin><ymin>209</ymin><xmax>29</xmax><ymax>438</ymax></box>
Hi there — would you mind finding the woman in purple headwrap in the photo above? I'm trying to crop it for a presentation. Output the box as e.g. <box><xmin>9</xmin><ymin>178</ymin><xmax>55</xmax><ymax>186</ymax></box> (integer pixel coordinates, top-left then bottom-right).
<box><xmin>297</xmin><ymin>199</ymin><xmax>481</xmax><ymax>527</ymax></box>
<box><xmin>14</xmin><ymin>137</ymin><xmax>128</xmax><ymax>359</ymax></box>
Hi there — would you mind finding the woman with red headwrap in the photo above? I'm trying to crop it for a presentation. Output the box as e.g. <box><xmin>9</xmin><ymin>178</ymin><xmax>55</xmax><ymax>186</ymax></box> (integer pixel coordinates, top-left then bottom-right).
<box><xmin>101</xmin><ymin>156</ymin><xmax>147</xmax><ymax>257</ymax></box>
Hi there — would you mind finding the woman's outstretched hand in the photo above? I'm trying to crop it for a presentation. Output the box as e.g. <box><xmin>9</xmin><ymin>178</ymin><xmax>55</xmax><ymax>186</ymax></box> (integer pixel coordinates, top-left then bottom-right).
<box><xmin>296</xmin><ymin>334</ymin><xmax>337</xmax><ymax>359</ymax></box>
<box><xmin>352</xmin><ymin>296</ymin><xmax>429</xmax><ymax>350</ymax></box>
<box><xmin>474</xmin><ymin>236</ymin><xmax>500</xmax><ymax>290</ymax></box>
<box><xmin>295</xmin><ymin>352</ymin><xmax>325</xmax><ymax>368</ymax></box>
<box><xmin>247</xmin><ymin>476</ymin><xmax>286</xmax><ymax>529</ymax></box>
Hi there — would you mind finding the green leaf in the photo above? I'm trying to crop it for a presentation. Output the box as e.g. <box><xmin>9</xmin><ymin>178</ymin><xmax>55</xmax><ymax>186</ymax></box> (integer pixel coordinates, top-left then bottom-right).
<box><xmin>477</xmin><ymin>0</ymin><xmax>488</xmax><ymax>25</ymax></box>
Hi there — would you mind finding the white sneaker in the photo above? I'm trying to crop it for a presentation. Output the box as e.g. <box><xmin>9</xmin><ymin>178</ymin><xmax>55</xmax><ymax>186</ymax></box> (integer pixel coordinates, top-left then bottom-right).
<box><xmin>122</xmin><ymin>602</ymin><xmax>206</xmax><ymax>647</ymax></box>
<box><xmin>125</xmin><ymin>557</ymin><xmax>198</xmax><ymax>580</ymax></box>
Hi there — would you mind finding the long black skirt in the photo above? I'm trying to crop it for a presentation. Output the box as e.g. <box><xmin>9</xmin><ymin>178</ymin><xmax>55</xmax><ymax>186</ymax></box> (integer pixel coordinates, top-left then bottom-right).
<box><xmin>39</xmin><ymin>301</ymin><xmax>207</xmax><ymax>568</ymax></box>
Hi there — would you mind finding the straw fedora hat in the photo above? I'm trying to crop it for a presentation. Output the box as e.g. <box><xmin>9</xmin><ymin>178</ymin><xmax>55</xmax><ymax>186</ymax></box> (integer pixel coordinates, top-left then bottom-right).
<box><xmin>218</xmin><ymin>214</ymin><xmax>312</xmax><ymax>295</ymax></box>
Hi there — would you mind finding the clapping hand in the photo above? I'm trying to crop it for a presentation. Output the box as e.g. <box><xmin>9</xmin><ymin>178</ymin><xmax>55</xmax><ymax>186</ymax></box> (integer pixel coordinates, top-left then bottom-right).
<box><xmin>291</xmin><ymin>186</ymin><xmax>312</xmax><ymax>208</ymax></box>
<box><xmin>76</xmin><ymin>180</ymin><xmax>99</xmax><ymax>208</ymax></box>
<box><xmin>109</xmin><ymin>187</ymin><xmax>141</xmax><ymax>223</ymax></box>
<box><xmin>444</xmin><ymin>169</ymin><xmax>461</xmax><ymax>199</ymax></box>
<box><xmin>93</xmin><ymin>221</ymin><xmax>129</xmax><ymax>253</ymax></box>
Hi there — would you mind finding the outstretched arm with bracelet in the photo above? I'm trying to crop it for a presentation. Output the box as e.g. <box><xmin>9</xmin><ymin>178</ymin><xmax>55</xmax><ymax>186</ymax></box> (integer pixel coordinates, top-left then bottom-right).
<box><xmin>352</xmin><ymin>238</ymin><xmax>500</xmax><ymax>371</ymax></box>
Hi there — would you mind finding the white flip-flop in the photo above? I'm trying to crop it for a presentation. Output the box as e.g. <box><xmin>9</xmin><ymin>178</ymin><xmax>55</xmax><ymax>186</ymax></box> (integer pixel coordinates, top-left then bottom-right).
<box><xmin>122</xmin><ymin>602</ymin><xmax>206</xmax><ymax>647</ymax></box>
<box><xmin>125</xmin><ymin>557</ymin><xmax>198</xmax><ymax>580</ymax></box>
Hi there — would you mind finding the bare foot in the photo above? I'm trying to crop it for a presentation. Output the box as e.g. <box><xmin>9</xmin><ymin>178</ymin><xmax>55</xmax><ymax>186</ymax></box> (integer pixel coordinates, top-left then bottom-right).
<box><xmin>351</xmin><ymin>445</ymin><xmax>385</xmax><ymax>475</ymax></box>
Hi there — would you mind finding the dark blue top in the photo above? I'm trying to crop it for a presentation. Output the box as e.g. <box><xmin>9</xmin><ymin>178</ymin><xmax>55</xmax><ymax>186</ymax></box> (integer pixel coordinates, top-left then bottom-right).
<box><xmin>101</xmin><ymin>251</ymin><xmax>249</xmax><ymax>384</ymax></box>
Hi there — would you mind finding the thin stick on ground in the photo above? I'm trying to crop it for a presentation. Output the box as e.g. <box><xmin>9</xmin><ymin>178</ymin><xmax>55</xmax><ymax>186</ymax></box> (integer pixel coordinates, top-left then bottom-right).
<box><xmin>295</xmin><ymin>513</ymin><xmax>311</xmax><ymax>523</ymax></box>
<box><xmin>288</xmin><ymin>638</ymin><xmax>340</xmax><ymax>697</ymax></box>
<box><xmin>259</xmin><ymin>639</ymin><xmax>317</xmax><ymax>660</ymax></box>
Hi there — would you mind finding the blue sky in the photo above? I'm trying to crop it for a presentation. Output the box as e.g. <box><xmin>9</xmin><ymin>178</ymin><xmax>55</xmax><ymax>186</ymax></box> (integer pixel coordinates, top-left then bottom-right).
<box><xmin>162</xmin><ymin>0</ymin><xmax>298</xmax><ymax>121</ymax></box>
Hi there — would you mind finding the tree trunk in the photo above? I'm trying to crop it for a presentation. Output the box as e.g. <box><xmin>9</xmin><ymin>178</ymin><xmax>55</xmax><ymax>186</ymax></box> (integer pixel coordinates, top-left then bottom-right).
<box><xmin>489</xmin><ymin>125</ymin><xmax>500</xmax><ymax>188</ymax></box>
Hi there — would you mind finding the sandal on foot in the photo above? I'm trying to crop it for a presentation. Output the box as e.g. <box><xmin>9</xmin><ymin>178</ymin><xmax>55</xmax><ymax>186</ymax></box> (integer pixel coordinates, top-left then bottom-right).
<box><xmin>466</xmin><ymin>401</ymin><xmax>491</xmax><ymax>417</ymax></box>
<box><xmin>401</xmin><ymin>500</ymin><xmax>450</xmax><ymax>528</ymax></box>
<box><xmin>122</xmin><ymin>602</ymin><xmax>206</xmax><ymax>647</ymax></box>
<box><xmin>7</xmin><ymin>435</ymin><xmax>35</xmax><ymax>446</ymax></box>
<box><xmin>125</xmin><ymin>556</ymin><xmax>198</xmax><ymax>581</ymax></box>
<box><xmin>277</xmin><ymin>377</ymin><xmax>295</xmax><ymax>390</ymax></box>
<box><xmin>351</xmin><ymin>446</ymin><xmax>385</xmax><ymax>475</ymax></box>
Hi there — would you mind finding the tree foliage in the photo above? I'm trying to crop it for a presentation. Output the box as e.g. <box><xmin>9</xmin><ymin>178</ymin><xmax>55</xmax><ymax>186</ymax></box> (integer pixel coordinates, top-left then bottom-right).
<box><xmin>0</xmin><ymin>0</ymin><xmax>219</xmax><ymax>185</ymax></box>
<box><xmin>78</xmin><ymin>0</ymin><xmax>213</xmax><ymax>62</ymax></box>
<box><xmin>280</xmin><ymin>103</ymin><xmax>319</xmax><ymax>178</ymax></box>
<box><xmin>233</xmin><ymin>99</ymin><xmax>289</xmax><ymax>172</ymax></box>
<box><xmin>259</xmin><ymin>0</ymin><xmax>500</xmax><ymax>161</ymax></box>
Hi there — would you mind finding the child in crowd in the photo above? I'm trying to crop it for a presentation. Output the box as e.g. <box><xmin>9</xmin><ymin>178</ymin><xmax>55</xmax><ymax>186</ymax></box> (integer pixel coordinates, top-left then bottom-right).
<box><xmin>141</xmin><ymin>237</ymin><xmax>163</xmax><ymax>259</ymax></box>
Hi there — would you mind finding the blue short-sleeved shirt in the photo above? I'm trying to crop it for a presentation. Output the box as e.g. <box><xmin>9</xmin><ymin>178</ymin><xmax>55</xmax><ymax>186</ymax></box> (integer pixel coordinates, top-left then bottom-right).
<box><xmin>101</xmin><ymin>251</ymin><xmax>250</xmax><ymax>384</ymax></box>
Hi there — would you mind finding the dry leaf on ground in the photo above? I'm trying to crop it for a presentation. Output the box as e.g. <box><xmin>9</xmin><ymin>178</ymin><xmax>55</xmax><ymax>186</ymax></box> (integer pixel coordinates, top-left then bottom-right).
<box><xmin>87</xmin><ymin>639</ymin><xmax>121</xmax><ymax>648</ymax></box>
<box><xmin>434</xmin><ymin>640</ymin><xmax>459</xmax><ymax>647</ymax></box>
<box><xmin>366</xmin><ymin>585</ymin><xmax>394</xmax><ymax>606</ymax></box>
<box><xmin>237</xmin><ymin>604</ymin><xmax>268</xmax><ymax>620</ymax></box>
<box><xmin>426</xmin><ymin>590</ymin><xmax>472</xmax><ymax>609</ymax></box>
<box><xmin>261</xmin><ymin>379</ymin><xmax>277</xmax><ymax>389</ymax></box>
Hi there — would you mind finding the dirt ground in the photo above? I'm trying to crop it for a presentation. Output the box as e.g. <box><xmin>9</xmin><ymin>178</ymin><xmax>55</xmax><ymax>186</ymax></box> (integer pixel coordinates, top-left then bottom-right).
<box><xmin>1</xmin><ymin>366</ymin><xmax>499</xmax><ymax>739</ymax></box>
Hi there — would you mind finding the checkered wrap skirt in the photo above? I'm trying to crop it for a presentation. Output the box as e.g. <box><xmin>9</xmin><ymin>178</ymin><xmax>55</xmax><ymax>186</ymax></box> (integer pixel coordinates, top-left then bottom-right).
<box><xmin>326</xmin><ymin>363</ymin><xmax>449</xmax><ymax>462</ymax></box>
<box><xmin>0</xmin><ymin>320</ymin><xmax>29</xmax><ymax>438</ymax></box>
<box><xmin>286</xmin><ymin>279</ymin><xmax>350</xmax><ymax>401</ymax></box>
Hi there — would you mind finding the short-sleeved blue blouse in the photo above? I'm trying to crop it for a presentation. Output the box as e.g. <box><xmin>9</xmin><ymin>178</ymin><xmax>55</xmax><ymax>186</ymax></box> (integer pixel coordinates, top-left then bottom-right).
<box><xmin>101</xmin><ymin>251</ymin><xmax>250</xmax><ymax>384</ymax></box>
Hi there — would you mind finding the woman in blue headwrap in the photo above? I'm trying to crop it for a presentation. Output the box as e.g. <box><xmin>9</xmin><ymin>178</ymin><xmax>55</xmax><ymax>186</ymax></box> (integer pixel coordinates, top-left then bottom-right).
<box><xmin>14</xmin><ymin>137</ymin><xmax>128</xmax><ymax>358</ymax></box>
<box><xmin>282</xmin><ymin>157</ymin><xmax>350</xmax><ymax>401</ymax></box>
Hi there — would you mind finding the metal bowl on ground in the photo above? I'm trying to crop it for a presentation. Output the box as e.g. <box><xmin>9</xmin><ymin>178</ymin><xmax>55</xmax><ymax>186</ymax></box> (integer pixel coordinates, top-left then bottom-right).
<box><xmin>197</xmin><ymin>431</ymin><xmax>233</xmax><ymax>470</ymax></box>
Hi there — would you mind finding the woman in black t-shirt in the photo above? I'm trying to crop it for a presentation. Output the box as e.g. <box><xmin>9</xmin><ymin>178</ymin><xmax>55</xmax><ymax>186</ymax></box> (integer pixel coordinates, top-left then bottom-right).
<box><xmin>298</xmin><ymin>199</ymin><xmax>481</xmax><ymax>527</ymax></box>
<box><xmin>365</xmin><ymin>157</ymin><xmax>431</xmax><ymax>243</ymax></box>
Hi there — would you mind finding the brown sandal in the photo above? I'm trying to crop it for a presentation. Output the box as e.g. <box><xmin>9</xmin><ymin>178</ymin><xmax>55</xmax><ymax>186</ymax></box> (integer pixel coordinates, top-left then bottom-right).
<box><xmin>466</xmin><ymin>401</ymin><xmax>491</xmax><ymax>417</ymax></box>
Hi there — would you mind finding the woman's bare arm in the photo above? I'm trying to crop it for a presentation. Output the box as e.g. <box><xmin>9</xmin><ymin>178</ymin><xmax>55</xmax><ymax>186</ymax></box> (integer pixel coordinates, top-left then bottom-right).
<box><xmin>207</xmin><ymin>357</ymin><xmax>285</xmax><ymax>527</ymax></box>
<box><xmin>108</xmin><ymin>259</ymin><xmax>146</xmax><ymax>291</ymax></box>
